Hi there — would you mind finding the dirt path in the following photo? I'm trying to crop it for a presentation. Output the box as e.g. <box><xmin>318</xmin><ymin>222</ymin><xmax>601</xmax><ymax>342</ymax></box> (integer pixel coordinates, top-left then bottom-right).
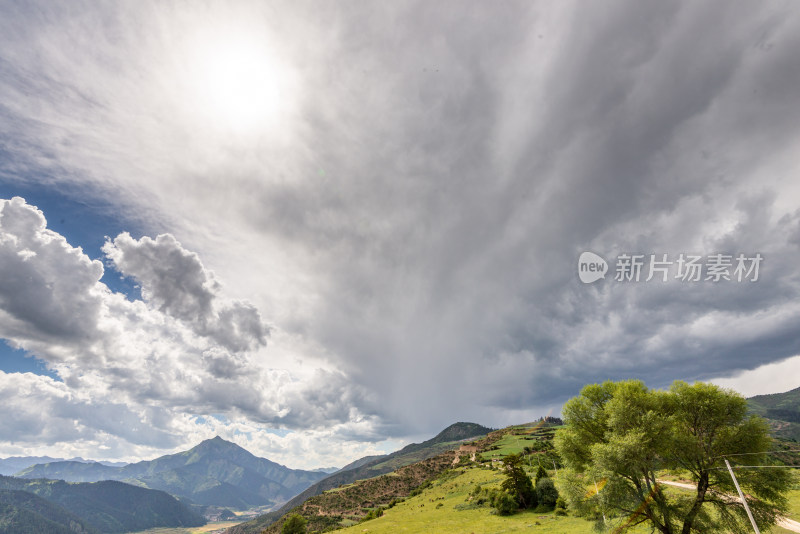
<box><xmin>658</xmin><ymin>480</ymin><xmax>800</xmax><ymax>533</ymax></box>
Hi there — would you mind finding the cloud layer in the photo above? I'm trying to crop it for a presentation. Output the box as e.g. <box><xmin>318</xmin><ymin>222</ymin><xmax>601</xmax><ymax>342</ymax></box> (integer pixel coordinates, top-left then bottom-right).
<box><xmin>103</xmin><ymin>232</ymin><xmax>268</xmax><ymax>352</ymax></box>
<box><xmin>0</xmin><ymin>197</ymin><xmax>379</xmax><ymax>464</ymax></box>
<box><xmin>1</xmin><ymin>0</ymin><xmax>800</xmax><ymax>461</ymax></box>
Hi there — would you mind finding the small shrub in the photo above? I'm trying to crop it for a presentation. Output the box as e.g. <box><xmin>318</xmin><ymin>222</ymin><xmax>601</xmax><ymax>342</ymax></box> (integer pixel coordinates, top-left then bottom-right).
<box><xmin>536</xmin><ymin>477</ymin><xmax>559</xmax><ymax>508</ymax></box>
<box><xmin>361</xmin><ymin>508</ymin><xmax>384</xmax><ymax>522</ymax></box>
<box><xmin>493</xmin><ymin>491</ymin><xmax>518</xmax><ymax>515</ymax></box>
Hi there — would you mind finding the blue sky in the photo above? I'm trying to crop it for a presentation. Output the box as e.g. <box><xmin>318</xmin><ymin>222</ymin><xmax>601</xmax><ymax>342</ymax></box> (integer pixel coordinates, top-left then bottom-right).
<box><xmin>2</xmin><ymin>0</ymin><xmax>800</xmax><ymax>467</ymax></box>
<box><xmin>0</xmin><ymin>183</ymin><xmax>142</xmax><ymax>378</ymax></box>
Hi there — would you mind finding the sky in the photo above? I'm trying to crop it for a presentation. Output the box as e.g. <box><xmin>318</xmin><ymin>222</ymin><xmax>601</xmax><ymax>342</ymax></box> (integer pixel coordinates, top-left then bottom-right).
<box><xmin>1</xmin><ymin>0</ymin><xmax>800</xmax><ymax>470</ymax></box>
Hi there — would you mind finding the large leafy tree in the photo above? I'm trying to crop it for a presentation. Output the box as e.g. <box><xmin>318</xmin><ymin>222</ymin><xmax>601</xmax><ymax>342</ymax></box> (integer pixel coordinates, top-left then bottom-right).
<box><xmin>554</xmin><ymin>380</ymin><xmax>790</xmax><ymax>533</ymax></box>
<box><xmin>500</xmin><ymin>453</ymin><xmax>536</xmax><ymax>509</ymax></box>
<box><xmin>281</xmin><ymin>513</ymin><xmax>307</xmax><ymax>534</ymax></box>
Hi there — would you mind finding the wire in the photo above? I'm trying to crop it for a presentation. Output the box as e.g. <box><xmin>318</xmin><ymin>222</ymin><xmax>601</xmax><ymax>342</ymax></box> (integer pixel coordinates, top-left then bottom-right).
<box><xmin>711</xmin><ymin>449</ymin><xmax>800</xmax><ymax>459</ymax></box>
<box><xmin>709</xmin><ymin>465</ymin><xmax>800</xmax><ymax>470</ymax></box>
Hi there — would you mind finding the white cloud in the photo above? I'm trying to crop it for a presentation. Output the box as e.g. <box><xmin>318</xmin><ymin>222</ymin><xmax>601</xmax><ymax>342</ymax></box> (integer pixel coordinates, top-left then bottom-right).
<box><xmin>103</xmin><ymin>232</ymin><xmax>268</xmax><ymax>352</ymax></box>
<box><xmin>0</xmin><ymin>197</ymin><xmax>377</xmax><ymax>462</ymax></box>
<box><xmin>709</xmin><ymin>354</ymin><xmax>800</xmax><ymax>398</ymax></box>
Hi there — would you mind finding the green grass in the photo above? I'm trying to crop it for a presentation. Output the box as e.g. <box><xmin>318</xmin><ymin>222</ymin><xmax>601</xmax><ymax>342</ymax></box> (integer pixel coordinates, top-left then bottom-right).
<box><xmin>782</xmin><ymin>475</ymin><xmax>800</xmax><ymax>522</ymax></box>
<box><xmin>483</xmin><ymin>434</ymin><xmax>532</xmax><ymax>459</ymax></box>
<box><xmin>336</xmin><ymin>466</ymin><xmax>601</xmax><ymax>534</ymax></box>
<box><xmin>335</xmin><ymin>465</ymin><xmax>800</xmax><ymax>534</ymax></box>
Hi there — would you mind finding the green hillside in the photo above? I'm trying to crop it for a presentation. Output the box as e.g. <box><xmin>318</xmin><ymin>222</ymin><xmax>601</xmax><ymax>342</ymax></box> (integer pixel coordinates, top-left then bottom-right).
<box><xmin>0</xmin><ymin>476</ymin><xmax>204</xmax><ymax>533</ymax></box>
<box><xmin>749</xmin><ymin>386</ymin><xmax>800</xmax><ymax>442</ymax></box>
<box><xmin>258</xmin><ymin>418</ymin><xmax>800</xmax><ymax>534</ymax></box>
<box><xmin>227</xmin><ymin>422</ymin><xmax>494</xmax><ymax>534</ymax></box>
<box><xmin>335</xmin><ymin>464</ymin><xmax>589</xmax><ymax>534</ymax></box>
<box><xmin>0</xmin><ymin>489</ymin><xmax>97</xmax><ymax>534</ymax></box>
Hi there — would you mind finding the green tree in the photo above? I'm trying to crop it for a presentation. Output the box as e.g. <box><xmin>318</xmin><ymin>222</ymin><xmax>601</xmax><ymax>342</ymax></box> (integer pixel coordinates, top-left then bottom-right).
<box><xmin>492</xmin><ymin>491</ymin><xmax>518</xmax><ymax>515</ymax></box>
<box><xmin>281</xmin><ymin>513</ymin><xmax>307</xmax><ymax>534</ymax></box>
<box><xmin>534</xmin><ymin>465</ymin><xmax>548</xmax><ymax>485</ymax></box>
<box><xmin>500</xmin><ymin>453</ymin><xmax>536</xmax><ymax>509</ymax></box>
<box><xmin>536</xmin><ymin>477</ymin><xmax>559</xmax><ymax>509</ymax></box>
<box><xmin>554</xmin><ymin>380</ymin><xmax>790</xmax><ymax>534</ymax></box>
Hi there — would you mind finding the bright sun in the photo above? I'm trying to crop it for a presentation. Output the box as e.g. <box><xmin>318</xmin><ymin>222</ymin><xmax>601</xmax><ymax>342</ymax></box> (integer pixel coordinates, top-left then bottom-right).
<box><xmin>188</xmin><ymin>33</ymin><xmax>291</xmax><ymax>134</ymax></box>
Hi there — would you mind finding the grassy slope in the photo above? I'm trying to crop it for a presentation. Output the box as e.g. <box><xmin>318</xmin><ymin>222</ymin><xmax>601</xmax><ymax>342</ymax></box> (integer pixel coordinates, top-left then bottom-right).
<box><xmin>335</xmin><ymin>464</ymin><xmax>800</xmax><ymax>534</ymax></box>
<box><xmin>228</xmin><ymin>423</ymin><xmax>496</xmax><ymax>533</ymax></box>
<box><xmin>239</xmin><ymin>418</ymin><xmax>800</xmax><ymax>534</ymax></box>
<box><xmin>259</xmin><ymin>424</ymin><xmax>564</xmax><ymax>534</ymax></box>
<box><xmin>335</xmin><ymin>465</ymin><xmax>594</xmax><ymax>534</ymax></box>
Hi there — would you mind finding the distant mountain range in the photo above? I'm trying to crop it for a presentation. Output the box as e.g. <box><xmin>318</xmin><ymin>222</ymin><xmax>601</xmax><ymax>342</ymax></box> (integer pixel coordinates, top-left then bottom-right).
<box><xmin>0</xmin><ymin>476</ymin><xmax>203</xmax><ymax>533</ymax></box>
<box><xmin>15</xmin><ymin>436</ymin><xmax>328</xmax><ymax>510</ymax></box>
<box><xmin>748</xmin><ymin>385</ymin><xmax>800</xmax><ymax>441</ymax></box>
<box><xmin>0</xmin><ymin>456</ymin><xmax>125</xmax><ymax>476</ymax></box>
<box><xmin>310</xmin><ymin>466</ymin><xmax>340</xmax><ymax>474</ymax></box>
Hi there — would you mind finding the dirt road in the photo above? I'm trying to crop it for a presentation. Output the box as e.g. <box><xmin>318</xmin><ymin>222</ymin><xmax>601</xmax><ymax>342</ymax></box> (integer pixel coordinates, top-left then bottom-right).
<box><xmin>657</xmin><ymin>480</ymin><xmax>800</xmax><ymax>533</ymax></box>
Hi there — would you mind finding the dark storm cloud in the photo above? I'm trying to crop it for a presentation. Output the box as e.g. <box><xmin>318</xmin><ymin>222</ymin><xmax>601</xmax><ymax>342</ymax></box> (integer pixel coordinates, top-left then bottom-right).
<box><xmin>238</xmin><ymin>0</ymin><xmax>800</xmax><ymax>429</ymax></box>
<box><xmin>1</xmin><ymin>0</ymin><xmax>800</xmax><ymax>447</ymax></box>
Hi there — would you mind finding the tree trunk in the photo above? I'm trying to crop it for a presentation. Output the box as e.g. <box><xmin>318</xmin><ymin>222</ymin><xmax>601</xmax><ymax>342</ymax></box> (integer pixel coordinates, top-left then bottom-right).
<box><xmin>681</xmin><ymin>472</ymin><xmax>709</xmax><ymax>534</ymax></box>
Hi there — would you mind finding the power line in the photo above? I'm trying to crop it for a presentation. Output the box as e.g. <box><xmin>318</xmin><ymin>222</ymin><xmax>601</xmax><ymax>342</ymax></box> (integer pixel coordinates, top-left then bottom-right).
<box><xmin>711</xmin><ymin>449</ymin><xmax>800</xmax><ymax>459</ymax></box>
<box><xmin>710</xmin><ymin>465</ymin><xmax>800</xmax><ymax>470</ymax></box>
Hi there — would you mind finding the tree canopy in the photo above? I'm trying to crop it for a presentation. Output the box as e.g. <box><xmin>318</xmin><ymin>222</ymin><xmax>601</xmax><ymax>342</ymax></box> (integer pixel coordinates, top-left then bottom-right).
<box><xmin>500</xmin><ymin>453</ymin><xmax>536</xmax><ymax>509</ymax></box>
<box><xmin>281</xmin><ymin>513</ymin><xmax>307</xmax><ymax>534</ymax></box>
<box><xmin>554</xmin><ymin>380</ymin><xmax>791</xmax><ymax>534</ymax></box>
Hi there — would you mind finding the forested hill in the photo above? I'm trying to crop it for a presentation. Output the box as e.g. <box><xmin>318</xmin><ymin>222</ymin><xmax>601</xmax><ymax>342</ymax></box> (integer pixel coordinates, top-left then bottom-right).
<box><xmin>0</xmin><ymin>489</ymin><xmax>98</xmax><ymax>534</ymax></box>
<box><xmin>748</xmin><ymin>386</ymin><xmax>800</xmax><ymax>441</ymax></box>
<box><xmin>0</xmin><ymin>476</ymin><xmax>204</xmax><ymax>533</ymax></box>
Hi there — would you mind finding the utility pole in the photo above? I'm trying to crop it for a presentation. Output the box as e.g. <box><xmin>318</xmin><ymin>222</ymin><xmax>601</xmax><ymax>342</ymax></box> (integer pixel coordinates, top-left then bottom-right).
<box><xmin>725</xmin><ymin>459</ymin><xmax>760</xmax><ymax>533</ymax></box>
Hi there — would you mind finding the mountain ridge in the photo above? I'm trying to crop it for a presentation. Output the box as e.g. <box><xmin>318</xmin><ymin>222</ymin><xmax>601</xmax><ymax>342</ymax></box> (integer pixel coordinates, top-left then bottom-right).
<box><xmin>16</xmin><ymin>437</ymin><xmax>327</xmax><ymax>509</ymax></box>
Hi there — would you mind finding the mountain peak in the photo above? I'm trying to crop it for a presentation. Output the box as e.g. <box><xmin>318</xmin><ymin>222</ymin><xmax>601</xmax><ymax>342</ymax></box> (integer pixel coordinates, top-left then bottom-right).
<box><xmin>431</xmin><ymin>422</ymin><xmax>494</xmax><ymax>444</ymax></box>
<box><xmin>199</xmin><ymin>435</ymin><xmax>231</xmax><ymax>444</ymax></box>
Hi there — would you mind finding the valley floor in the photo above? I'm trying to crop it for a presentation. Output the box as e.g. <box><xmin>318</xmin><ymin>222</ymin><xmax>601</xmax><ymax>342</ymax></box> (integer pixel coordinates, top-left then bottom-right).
<box><xmin>129</xmin><ymin>520</ymin><xmax>244</xmax><ymax>534</ymax></box>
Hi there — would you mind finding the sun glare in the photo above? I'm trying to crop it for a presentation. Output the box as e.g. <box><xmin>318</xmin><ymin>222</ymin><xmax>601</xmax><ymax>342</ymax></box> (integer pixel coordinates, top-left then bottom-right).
<box><xmin>188</xmin><ymin>33</ymin><xmax>291</xmax><ymax>134</ymax></box>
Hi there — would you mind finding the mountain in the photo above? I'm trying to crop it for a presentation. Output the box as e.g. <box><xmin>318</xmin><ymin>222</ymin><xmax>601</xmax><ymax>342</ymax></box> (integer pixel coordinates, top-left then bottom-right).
<box><xmin>337</xmin><ymin>455</ymin><xmax>386</xmax><ymax>473</ymax></box>
<box><xmin>16</xmin><ymin>437</ymin><xmax>327</xmax><ymax>509</ymax></box>
<box><xmin>310</xmin><ymin>467</ymin><xmax>340</xmax><ymax>474</ymax></box>
<box><xmin>0</xmin><ymin>476</ymin><xmax>203</xmax><ymax>533</ymax></box>
<box><xmin>748</xmin><ymin>386</ymin><xmax>800</xmax><ymax>441</ymax></box>
<box><xmin>0</xmin><ymin>457</ymin><xmax>66</xmax><ymax>477</ymax></box>
<box><xmin>15</xmin><ymin>461</ymin><xmax>120</xmax><ymax>482</ymax></box>
<box><xmin>0</xmin><ymin>456</ymin><xmax>125</xmax><ymax>477</ymax></box>
<box><xmin>228</xmin><ymin>422</ymin><xmax>494</xmax><ymax>534</ymax></box>
<box><xmin>0</xmin><ymin>489</ymin><xmax>98</xmax><ymax>534</ymax></box>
